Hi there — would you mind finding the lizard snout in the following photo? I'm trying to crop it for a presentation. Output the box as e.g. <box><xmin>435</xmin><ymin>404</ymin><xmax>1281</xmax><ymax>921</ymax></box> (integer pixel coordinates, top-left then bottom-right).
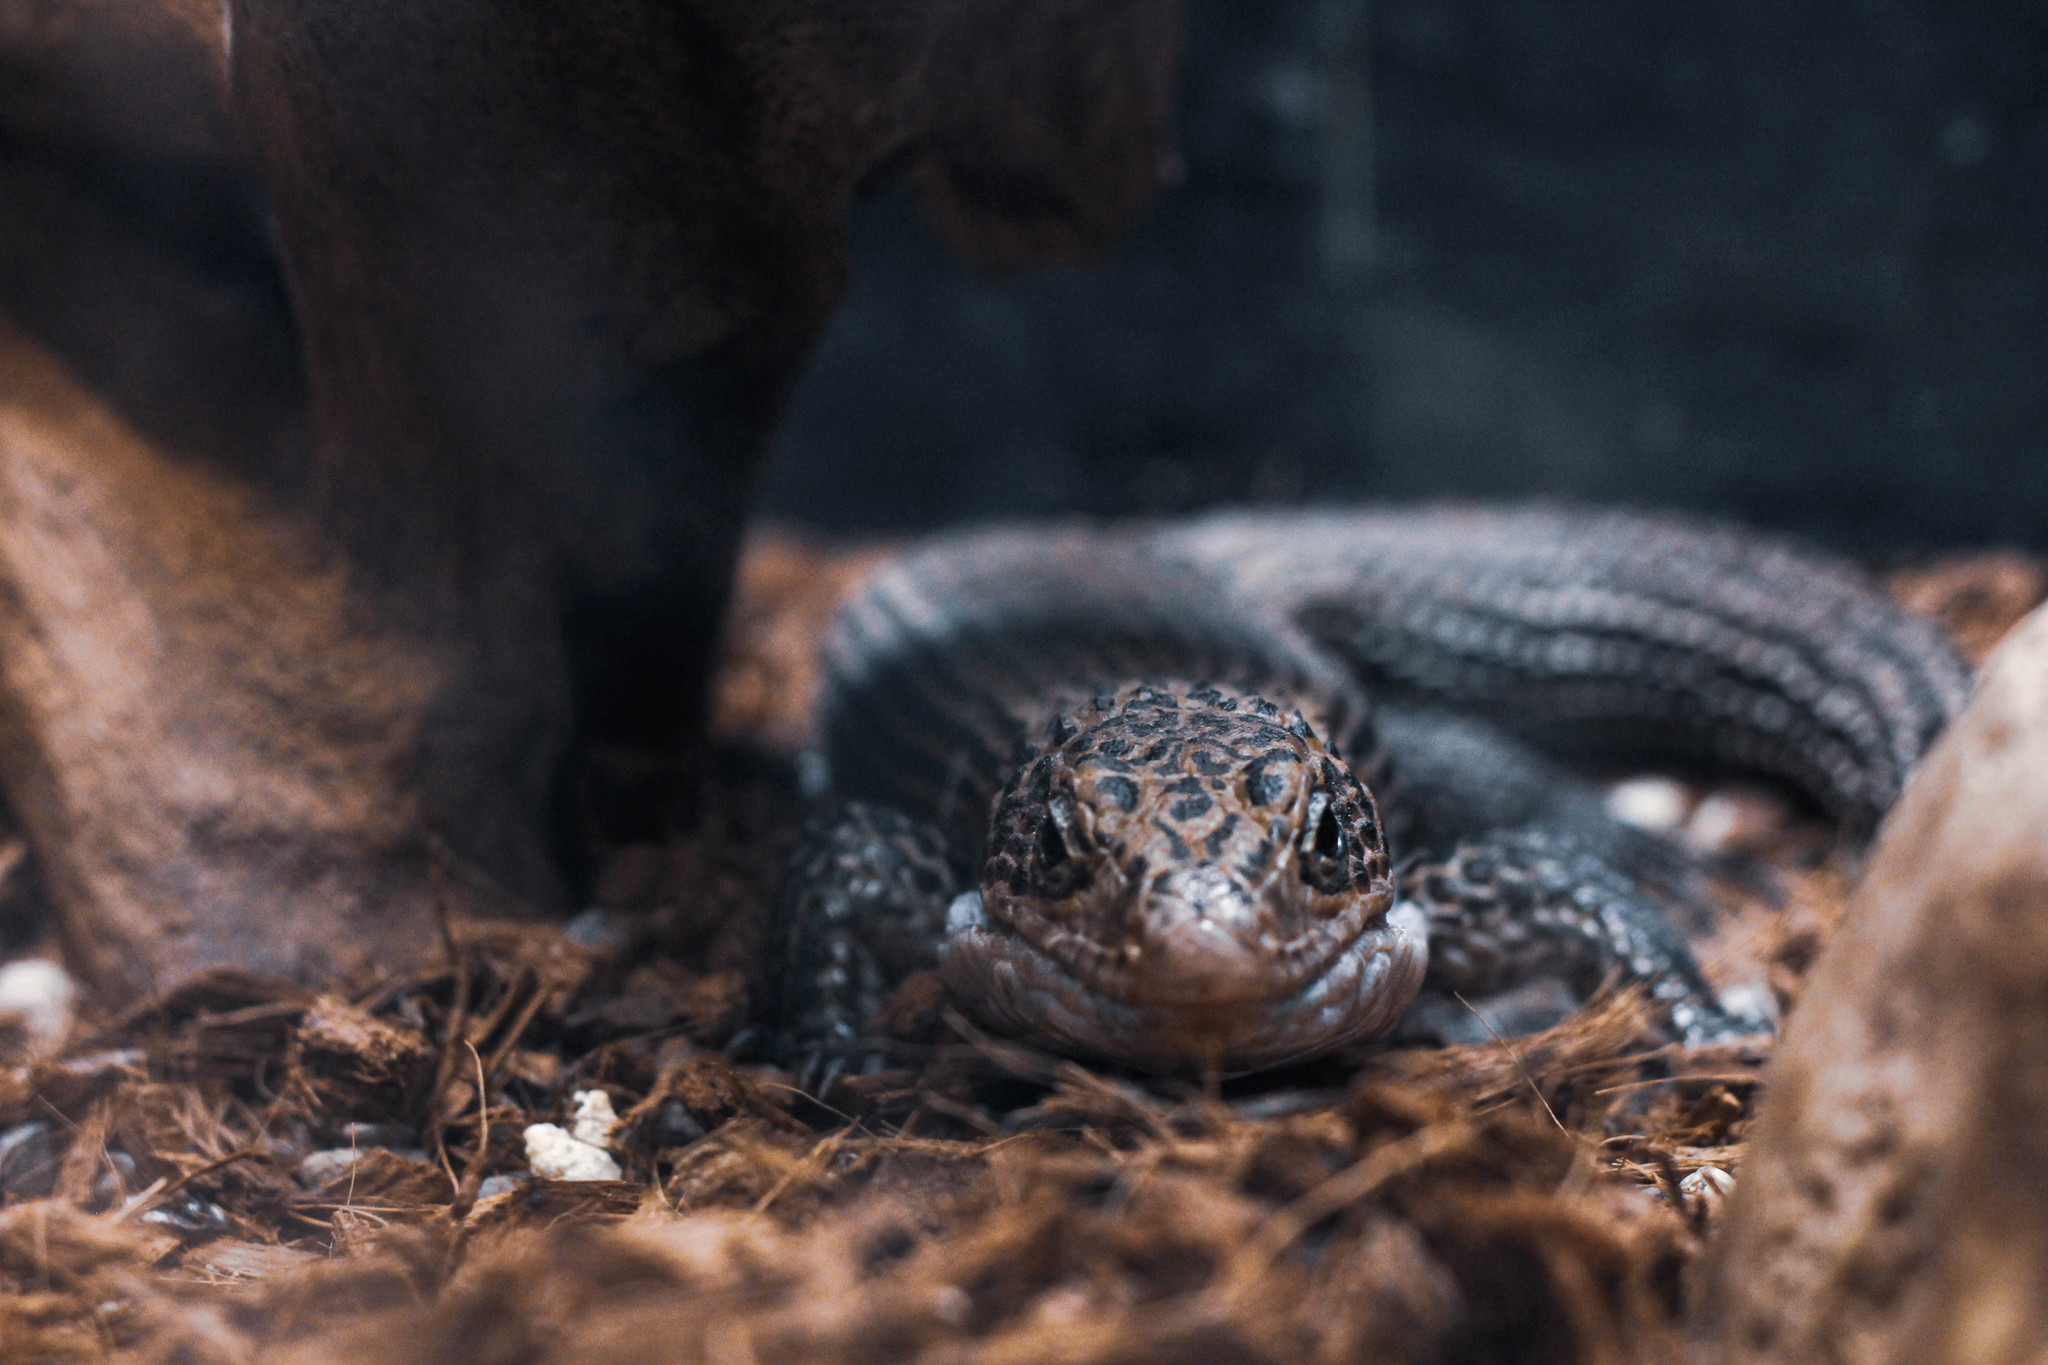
<box><xmin>1122</xmin><ymin>864</ymin><xmax>1279</xmax><ymax>1004</ymax></box>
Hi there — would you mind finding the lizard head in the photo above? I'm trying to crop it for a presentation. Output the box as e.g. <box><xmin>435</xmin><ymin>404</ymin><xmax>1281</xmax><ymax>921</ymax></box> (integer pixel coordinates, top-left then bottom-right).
<box><xmin>941</xmin><ymin>682</ymin><xmax>1427</xmax><ymax>1072</ymax></box>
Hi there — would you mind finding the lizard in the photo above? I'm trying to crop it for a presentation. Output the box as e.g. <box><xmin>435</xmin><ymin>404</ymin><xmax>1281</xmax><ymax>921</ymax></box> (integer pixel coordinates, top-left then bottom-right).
<box><xmin>771</xmin><ymin>506</ymin><xmax>1972</xmax><ymax>1077</ymax></box>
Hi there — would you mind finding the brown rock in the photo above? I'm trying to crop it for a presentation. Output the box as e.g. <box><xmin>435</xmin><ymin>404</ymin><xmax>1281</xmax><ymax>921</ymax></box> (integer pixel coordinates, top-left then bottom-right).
<box><xmin>1698</xmin><ymin>604</ymin><xmax>2048</xmax><ymax>1363</ymax></box>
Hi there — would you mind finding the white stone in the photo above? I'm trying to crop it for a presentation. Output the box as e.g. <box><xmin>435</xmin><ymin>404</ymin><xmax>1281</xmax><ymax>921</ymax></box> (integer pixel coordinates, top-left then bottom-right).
<box><xmin>570</xmin><ymin>1089</ymin><xmax>620</xmax><ymax>1149</ymax></box>
<box><xmin>1681</xmin><ymin>1164</ymin><xmax>1735</xmax><ymax>1216</ymax></box>
<box><xmin>1605</xmin><ymin>776</ymin><xmax>1690</xmax><ymax>831</ymax></box>
<box><xmin>297</xmin><ymin>1148</ymin><xmax>365</xmax><ymax>1189</ymax></box>
<box><xmin>0</xmin><ymin>958</ymin><xmax>75</xmax><ymax>1047</ymax></box>
<box><xmin>476</xmin><ymin>1172</ymin><xmax>528</xmax><ymax>1200</ymax></box>
<box><xmin>1716</xmin><ymin>981</ymin><xmax>1779</xmax><ymax>1031</ymax></box>
<box><xmin>522</xmin><ymin>1123</ymin><xmax>622</xmax><ymax>1182</ymax></box>
<box><xmin>1685</xmin><ymin>786</ymin><xmax>1793</xmax><ymax>853</ymax></box>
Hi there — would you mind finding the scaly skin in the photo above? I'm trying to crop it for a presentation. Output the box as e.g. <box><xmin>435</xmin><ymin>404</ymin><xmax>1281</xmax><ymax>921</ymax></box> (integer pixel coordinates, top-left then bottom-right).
<box><xmin>1159</xmin><ymin>506</ymin><xmax>1974</xmax><ymax>838</ymax></box>
<box><xmin>946</xmin><ymin>683</ymin><xmax>1421</xmax><ymax>1070</ymax></box>
<box><xmin>774</xmin><ymin>508</ymin><xmax>1970</xmax><ymax>1075</ymax></box>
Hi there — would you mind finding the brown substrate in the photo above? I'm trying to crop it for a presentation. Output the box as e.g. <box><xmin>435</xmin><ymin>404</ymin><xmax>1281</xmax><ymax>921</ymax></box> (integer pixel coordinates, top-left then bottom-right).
<box><xmin>0</xmin><ymin>536</ymin><xmax>2034</xmax><ymax>1365</ymax></box>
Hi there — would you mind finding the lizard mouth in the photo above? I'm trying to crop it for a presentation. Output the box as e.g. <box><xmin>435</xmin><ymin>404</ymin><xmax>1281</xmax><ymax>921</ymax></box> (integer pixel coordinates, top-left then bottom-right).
<box><xmin>937</xmin><ymin>892</ymin><xmax>1429</xmax><ymax>1072</ymax></box>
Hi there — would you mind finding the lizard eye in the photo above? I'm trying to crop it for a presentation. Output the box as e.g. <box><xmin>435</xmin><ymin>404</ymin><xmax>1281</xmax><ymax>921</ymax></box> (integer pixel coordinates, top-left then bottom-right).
<box><xmin>1299</xmin><ymin>791</ymin><xmax>1350</xmax><ymax>891</ymax></box>
<box><xmin>1030</xmin><ymin>796</ymin><xmax>1088</xmax><ymax>899</ymax></box>
<box><xmin>1038</xmin><ymin>815</ymin><xmax>1069</xmax><ymax>869</ymax></box>
<box><xmin>1314</xmin><ymin>801</ymin><xmax>1343</xmax><ymax>857</ymax></box>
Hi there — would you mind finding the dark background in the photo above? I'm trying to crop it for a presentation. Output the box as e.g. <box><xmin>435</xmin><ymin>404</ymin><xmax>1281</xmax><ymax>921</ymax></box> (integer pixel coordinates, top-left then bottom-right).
<box><xmin>764</xmin><ymin>0</ymin><xmax>2048</xmax><ymax>554</ymax></box>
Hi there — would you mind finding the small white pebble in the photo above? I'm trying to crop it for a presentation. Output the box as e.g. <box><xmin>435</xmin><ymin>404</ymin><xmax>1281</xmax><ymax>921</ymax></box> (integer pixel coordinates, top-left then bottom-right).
<box><xmin>476</xmin><ymin>1172</ymin><xmax>529</xmax><ymax>1200</ymax></box>
<box><xmin>1716</xmin><ymin>982</ymin><xmax>1779</xmax><ymax>1031</ymax></box>
<box><xmin>562</xmin><ymin>908</ymin><xmax>628</xmax><ymax>951</ymax></box>
<box><xmin>523</xmin><ymin>1123</ymin><xmax>621</xmax><ymax>1181</ymax></box>
<box><xmin>1681</xmin><ymin>1165</ymin><xmax>1736</xmax><ymax>1216</ymax></box>
<box><xmin>0</xmin><ymin>959</ymin><xmax>75</xmax><ymax>1048</ymax></box>
<box><xmin>930</xmin><ymin>1285</ymin><xmax>972</xmax><ymax>1328</ymax></box>
<box><xmin>1686</xmin><ymin>787</ymin><xmax>1793</xmax><ymax>854</ymax></box>
<box><xmin>1606</xmin><ymin>777</ymin><xmax>1691</xmax><ymax>831</ymax></box>
<box><xmin>297</xmin><ymin>1148</ymin><xmax>365</xmax><ymax>1189</ymax></box>
<box><xmin>571</xmin><ymin>1089</ymin><xmax>620</xmax><ymax>1149</ymax></box>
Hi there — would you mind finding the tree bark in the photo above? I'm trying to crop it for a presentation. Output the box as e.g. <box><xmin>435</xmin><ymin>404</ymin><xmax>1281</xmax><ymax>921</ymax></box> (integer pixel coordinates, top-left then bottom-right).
<box><xmin>0</xmin><ymin>0</ymin><xmax>1183</xmax><ymax>992</ymax></box>
<box><xmin>0</xmin><ymin>315</ymin><xmax>459</xmax><ymax>994</ymax></box>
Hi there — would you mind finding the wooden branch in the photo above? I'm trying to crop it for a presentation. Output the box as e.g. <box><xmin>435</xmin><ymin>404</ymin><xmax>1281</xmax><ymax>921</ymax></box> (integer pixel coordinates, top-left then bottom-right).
<box><xmin>0</xmin><ymin>315</ymin><xmax>470</xmax><ymax>995</ymax></box>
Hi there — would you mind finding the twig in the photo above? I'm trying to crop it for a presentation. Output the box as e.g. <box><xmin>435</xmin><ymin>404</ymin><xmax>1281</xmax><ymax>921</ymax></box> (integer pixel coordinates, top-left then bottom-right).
<box><xmin>1593</xmin><ymin>1073</ymin><xmax>1763</xmax><ymax>1096</ymax></box>
<box><xmin>343</xmin><ymin>1124</ymin><xmax>360</xmax><ymax>1222</ymax></box>
<box><xmin>424</xmin><ymin>836</ymin><xmax>471</xmax><ymax>1186</ymax></box>
<box><xmin>114</xmin><ymin>1148</ymin><xmax>260</xmax><ymax>1222</ymax></box>
<box><xmin>110</xmin><ymin>1178</ymin><xmax>168</xmax><ymax>1222</ymax></box>
<box><xmin>448</xmin><ymin>1041</ymin><xmax>491</xmax><ymax>1220</ymax></box>
<box><xmin>1455</xmin><ymin>992</ymin><xmax>1573</xmax><ymax>1141</ymax></box>
<box><xmin>752</xmin><ymin>1133</ymin><xmax>845</xmax><ymax>1215</ymax></box>
<box><xmin>753</xmin><ymin>1079</ymin><xmax>858</xmax><ymax>1127</ymax></box>
<box><xmin>911</xmin><ymin>1089</ymin><xmax>1003</xmax><ymax>1138</ymax></box>
<box><xmin>479</xmin><ymin>974</ymin><xmax>549</xmax><ymax>1087</ymax></box>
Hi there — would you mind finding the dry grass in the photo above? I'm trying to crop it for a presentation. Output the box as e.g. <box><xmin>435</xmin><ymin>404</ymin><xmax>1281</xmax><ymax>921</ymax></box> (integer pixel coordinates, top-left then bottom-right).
<box><xmin>0</xmin><ymin>534</ymin><xmax>2032</xmax><ymax>1365</ymax></box>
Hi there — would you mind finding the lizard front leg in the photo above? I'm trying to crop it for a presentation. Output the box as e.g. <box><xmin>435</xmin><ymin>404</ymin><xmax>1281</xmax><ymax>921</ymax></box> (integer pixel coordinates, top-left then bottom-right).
<box><xmin>1408</xmin><ymin>826</ymin><xmax>1765</xmax><ymax>1045</ymax></box>
<box><xmin>771</xmin><ymin>801</ymin><xmax>959</xmax><ymax>1091</ymax></box>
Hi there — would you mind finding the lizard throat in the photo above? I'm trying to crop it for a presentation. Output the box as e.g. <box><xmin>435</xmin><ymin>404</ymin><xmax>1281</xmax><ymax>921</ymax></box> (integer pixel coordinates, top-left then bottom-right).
<box><xmin>940</xmin><ymin>890</ymin><xmax>1429</xmax><ymax>1071</ymax></box>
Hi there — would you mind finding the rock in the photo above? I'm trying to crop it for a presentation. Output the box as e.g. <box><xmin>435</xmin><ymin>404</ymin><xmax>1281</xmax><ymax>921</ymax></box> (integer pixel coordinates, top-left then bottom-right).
<box><xmin>570</xmin><ymin>1089</ymin><xmax>620</xmax><ymax>1150</ymax></box>
<box><xmin>296</xmin><ymin>1149</ymin><xmax>366</xmax><ymax>1190</ymax></box>
<box><xmin>523</xmin><ymin>1124</ymin><xmax>621</xmax><ymax>1183</ymax></box>
<box><xmin>0</xmin><ymin>958</ymin><xmax>74</xmax><ymax>1049</ymax></box>
<box><xmin>1680</xmin><ymin>1165</ymin><xmax>1734</xmax><ymax>1221</ymax></box>
<box><xmin>522</xmin><ymin>1089</ymin><xmax>627</xmax><ymax>1182</ymax></box>
<box><xmin>1698</xmin><ymin>604</ymin><xmax>2048</xmax><ymax>1363</ymax></box>
<box><xmin>476</xmin><ymin>1173</ymin><xmax>529</xmax><ymax>1201</ymax></box>
<box><xmin>296</xmin><ymin>1147</ymin><xmax>445</xmax><ymax>1203</ymax></box>
<box><xmin>1685</xmin><ymin>786</ymin><xmax>1796</xmax><ymax>855</ymax></box>
<box><xmin>1606</xmin><ymin>776</ymin><xmax>1692</xmax><ymax>831</ymax></box>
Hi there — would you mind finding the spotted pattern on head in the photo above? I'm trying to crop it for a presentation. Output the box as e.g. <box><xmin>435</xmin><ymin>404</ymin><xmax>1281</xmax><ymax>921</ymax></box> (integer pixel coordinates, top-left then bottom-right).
<box><xmin>977</xmin><ymin>682</ymin><xmax>1394</xmax><ymax>1007</ymax></box>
